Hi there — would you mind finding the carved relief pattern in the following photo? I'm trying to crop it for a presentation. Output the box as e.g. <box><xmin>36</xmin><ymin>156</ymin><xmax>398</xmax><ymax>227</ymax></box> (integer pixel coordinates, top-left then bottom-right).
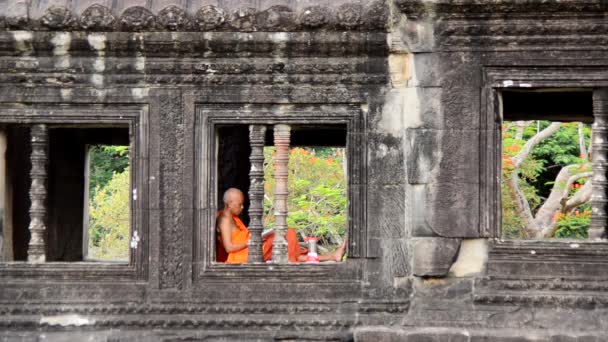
<box><xmin>257</xmin><ymin>6</ymin><xmax>295</xmax><ymax>31</ymax></box>
<box><xmin>229</xmin><ymin>8</ymin><xmax>257</xmax><ymax>31</ymax></box>
<box><xmin>157</xmin><ymin>5</ymin><xmax>191</xmax><ymax>31</ymax></box>
<box><xmin>195</xmin><ymin>5</ymin><xmax>225</xmax><ymax>30</ymax></box>
<box><xmin>159</xmin><ymin>94</ymin><xmax>184</xmax><ymax>289</ymax></box>
<box><xmin>0</xmin><ymin>4</ymin><xmax>392</xmax><ymax>32</ymax></box>
<box><xmin>27</xmin><ymin>124</ymin><xmax>48</xmax><ymax>263</ymax></box>
<box><xmin>590</xmin><ymin>92</ymin><xmax>608</xmax><ymax>238</ymax></box>
<box><xmin>80</xmin><ymin>4</ymin><xmax>116</xmax><ymax>31</ymax></box>
<box><xmin>247</xmin><ymin>125</ymin><xmax>267</xmax><ymax>263</ymax></box>
<box><xmin>298</xmin><ymin>6</ymin><xmax>329</xmax><ymax>29</ymax></box>
<box><xmin>120</xmin><ymin>6</ymin><xmax>156</xmax><ymax>31</ymax></box>
<box><xmin>272</xmin><ymin>124</ymin><xmax>290</xmax><ymax>263</ymax></box>
<box><xmin>337</xmin><ymin>4</ymin><xmax>362</xmax><ymax>29</ymax></box>
<box><xmin>40</xmin><ymin>6</ymin><xmax>75</xmax><ymax>29</ymax></box>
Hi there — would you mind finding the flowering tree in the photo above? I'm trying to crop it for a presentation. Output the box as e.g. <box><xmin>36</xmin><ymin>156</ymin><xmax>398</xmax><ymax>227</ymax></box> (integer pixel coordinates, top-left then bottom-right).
<box><xmin>263</xmin><ymin>147</ymin><xmax>347</xmax><ymax>248</ymax></box>
<box><xmin>502</xmin><ymin>121</ymin><xmax>592</xmax><ymax>238</ymax></box>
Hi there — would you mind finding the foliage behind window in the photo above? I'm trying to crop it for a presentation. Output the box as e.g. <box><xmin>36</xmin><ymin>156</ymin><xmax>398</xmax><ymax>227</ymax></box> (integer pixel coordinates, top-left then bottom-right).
<box><xmin>263</xmin><ymin>147</ymin><xmax>347</xmax><ymax>248</ymax></box>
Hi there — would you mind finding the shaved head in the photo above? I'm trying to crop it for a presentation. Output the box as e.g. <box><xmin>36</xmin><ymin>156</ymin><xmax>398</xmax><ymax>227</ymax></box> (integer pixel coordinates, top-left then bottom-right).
<box><xmin>223</xmin><ymin>188</ymin><xmax>244</xmax><ymax>204</ymax></box>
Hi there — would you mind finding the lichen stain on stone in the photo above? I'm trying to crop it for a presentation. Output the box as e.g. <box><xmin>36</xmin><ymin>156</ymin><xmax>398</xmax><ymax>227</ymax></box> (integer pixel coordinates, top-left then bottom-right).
<box><xmin>51</xmin><ymin>32</ymin><xmax>71</xmax><ymax>70</ymax></box>
<box><xmin>40</xmin><ymin>314</ymin><xmax>93</xmax><ymax>326</ymax></box>
<box><xmin>379</xmin><ymin>90</ymin><xmax>406</xmax><ymax>137</ymax></box>
<box><xmin>135</xmin><ymin>56</ymin><xmax>146</xmax><ymax>72</ymax></box>
<box><xmin>131</xmin><ymin>88</ymin><xmax>148</xmax><ymax>99</ymax></box>
<box><xmin>12</xmin><ymin>31</ymin><xmax>34</xmax><ymax>55</ymax></box>
<box><xmin>388</xmin><ymin>53</ymin><xmax>410</xmax><ymax>88</ymax></box>
<box><xmin>60</xmin><ymin>88</ymin><xmax>72</xmax><ymax>100</ymax></box>
<box><xmin>448</xmin><ymin>239</ymin><xmax>488</xmax><ymax>277</ymax></box>
<box><xmin>87</xmin><ymin>33</ymin><xmax>107</xmax><ymax>51</ymax></box>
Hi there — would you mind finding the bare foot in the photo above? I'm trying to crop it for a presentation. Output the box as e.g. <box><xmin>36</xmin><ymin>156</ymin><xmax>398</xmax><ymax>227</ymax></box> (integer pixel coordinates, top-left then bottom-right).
<box><xmin>328</xmin><ymin>240</ymin><xmax>347</xmax><ymax>262</ymax></box>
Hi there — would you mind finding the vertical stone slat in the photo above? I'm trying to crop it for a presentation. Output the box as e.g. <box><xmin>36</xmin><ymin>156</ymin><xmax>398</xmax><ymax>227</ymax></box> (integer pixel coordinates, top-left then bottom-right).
<box><xmin>272</xmin><ymin>124</ymin><xmax>290</xmax><ymax>263</ymax></box>
<box><xmin>27</xmin><ymin>124</ymin><xmax>48</xmax><ymax>262</ymax></box>
<box><xmin>247</xmin><ymin>125</ymin><xmax>266</xmax><ymax>263</ymax></box>
<box><xmin>590</xmin><ymin>90</ymin><xmax>608</xmax><ymax>239</ymax></box>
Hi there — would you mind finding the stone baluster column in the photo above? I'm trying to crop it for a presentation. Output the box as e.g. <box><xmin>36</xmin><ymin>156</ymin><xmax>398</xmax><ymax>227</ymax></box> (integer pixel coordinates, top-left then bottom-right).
<box><xmin>590</xmin><ymin>90</ymin><xmax>608</xmax><ymax>239</ymax></box>
<box><xmin>272</xmin><ymin>124</ymin><xmax>290</xmax><ymax>263</ymax></box>
<box><xmin>27</xmin><ymin>124</ymin><xmax>49</xmax><ymax>262</ymax></box>
<box><xmin>247</xmin><ymin>125</ymin><xmax>266</xmax><ymax>263</ymax></box>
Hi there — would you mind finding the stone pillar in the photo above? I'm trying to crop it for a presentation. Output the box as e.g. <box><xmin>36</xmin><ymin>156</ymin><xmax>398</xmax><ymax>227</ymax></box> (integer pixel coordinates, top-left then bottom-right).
<box><xmin>590</xmin><ymin>89</ymin><xmax>608</xmax><ymax>239</ymax></box>
<box><xmin>27</xmin><ymin>124</ymin><xmax>48</xmax><ymax>262</ymax></box>
<box><xmin>272</xmin><ymin>124</ymin><xmax>290</xmax><ymax>263</ymax></box>
<box><xmin>247</xmin><ymin>125</ymin><xmax>266</xmax><ymax>263</ymax></box>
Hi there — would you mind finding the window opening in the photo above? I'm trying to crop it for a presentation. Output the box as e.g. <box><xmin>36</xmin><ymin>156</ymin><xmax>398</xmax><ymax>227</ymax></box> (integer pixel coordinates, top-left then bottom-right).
<box><xmin>0</xmin><ymin>125</ymin><xmax>131</xmax><ymax>262</ymax></box>
<box><xmin>215</xmin><ymin>124</ymin><xmax>348</xmax><ymax>263</ymax></box>
<box><xmin>500</xmin><ymin>90</ymin><xmax>598</xmax><ymax>239</ymax></box>
<box><xmin>83</xmin><ymin>144</ymin><xmax>130</xmax><ymax>261</ymax></box>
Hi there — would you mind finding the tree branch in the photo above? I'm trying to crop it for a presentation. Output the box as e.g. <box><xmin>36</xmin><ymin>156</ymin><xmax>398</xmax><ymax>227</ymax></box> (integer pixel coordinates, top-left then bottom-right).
<box><xmin>505</xmin><ymin>171</ymin><xmax>535</xmax><ymax>233</ymax></box>
<box><xmin>564</xmin><ymin>178</ymin><xmax>593</xmax><ymax>212</ymax></box>
<box><xmin>512</xmin><ymin>122</ymin><xmax>562</xmax><ymax>168</ymax></box>
<box><xmin>578</xmin><ymin>122</ymin><xmax>588</xmax><ymax>160</ymax></box>
<box><xmin>533</xmin><ymin>165</ymin><xmax>591</xmax><ymax>238</ymax></box>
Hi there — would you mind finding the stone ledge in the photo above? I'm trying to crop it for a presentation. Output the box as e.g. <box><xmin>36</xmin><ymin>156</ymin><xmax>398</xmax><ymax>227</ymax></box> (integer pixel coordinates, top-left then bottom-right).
<box><xmin>355</xmin><ymin>326</ymin><xmax>608</xmax><ymax>342</ymax></box>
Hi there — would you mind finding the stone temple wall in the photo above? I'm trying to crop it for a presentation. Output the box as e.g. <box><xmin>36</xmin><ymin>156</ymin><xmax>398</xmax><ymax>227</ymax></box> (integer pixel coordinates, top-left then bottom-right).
<box><xmin>0</xmin><ymin>0</ymin><xmax>607</xmax><ymax>341</ymax></box>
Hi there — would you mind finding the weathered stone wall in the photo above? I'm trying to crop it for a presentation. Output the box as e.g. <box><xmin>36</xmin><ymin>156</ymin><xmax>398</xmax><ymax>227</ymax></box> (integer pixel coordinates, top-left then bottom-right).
<box><xmin>0</xmin><ymin>0</ymin><xmax>606</xmax><ymax>341</ymax></box>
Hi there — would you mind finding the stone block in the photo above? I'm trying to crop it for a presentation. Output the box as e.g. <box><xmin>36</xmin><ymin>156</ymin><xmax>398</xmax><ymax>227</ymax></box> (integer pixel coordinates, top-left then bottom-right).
<box><xmin>442</xmin><ymin>82</ymin><xmax>481</xmax><ymax>130</ymax></box>
<box><xmin>410</xmin><ymin>184</ymin><xmax>436</xmax><ymax>237</ymax></box>
<box><xmin>354</xmin><ymin>327</ymin><xmax>470</xmax><ymax>342</ymax></box>
<box><xmin>426</xmin><ymin>182</ymin><xmax>480</xmax><ymax>237</ymax></box>
<box><xmin>367</xmin><ymin>185</ymin><xmax>406</xmax><ymax>239</ymax></box>
<box><xmin>406</xmin><ymin>129</ymin><xmax>479</xmax><ymax>185</ymax></box>
<box><xmin>448</xmin><ymin>239</ymin><xmax>488</xmax><ymax>277</ymax></box>
<box><xmin>406</xmin><ymin>128</ymin><xmax>440</xmax><ymax>184</ymax></box>
<box><xmin>410</xmin><ymin>52</ymin><xmax>441</xmax><ymax>87</ymax></box>
<box><xmin>397</xmin><ymin>19</ymin><xmax>435</xmax><ymax>53</ymax></box>
<box><xmin>412</xmin><ymin>237</ymin><xmax>461</xmax><ymax>277</ymax></box>
<box><xmin>368</xmin><ymin>133</ymin><xmax>405</xmax><ymax>185</ymax></box>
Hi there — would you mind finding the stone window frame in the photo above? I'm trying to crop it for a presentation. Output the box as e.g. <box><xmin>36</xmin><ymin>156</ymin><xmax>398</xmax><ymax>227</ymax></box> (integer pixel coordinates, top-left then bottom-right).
<box><xmin>192</xmin><ymin>101</ymin><xmax>366</xmax><ymax>282</ymax></box>
<box><xmin>0</xmin><ymin>104</ymin><xmax>149</xmax><ymax>282</ymax></box>
<box><xmin>482</xmin><ymin>67</ymin><xmax>608</xmax><ymax>277</ymax></box>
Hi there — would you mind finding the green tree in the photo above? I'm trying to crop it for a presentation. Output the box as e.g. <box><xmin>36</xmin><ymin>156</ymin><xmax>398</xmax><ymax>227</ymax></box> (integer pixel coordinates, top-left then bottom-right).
<box><xmin>502</xmin><ymin>121</ymin><xmax>592</xmax><ymax>239</ymax></box>
<box><xmin>88</xmin><ymin>168</ymin><xmax>130</xmax><ymax>260</ymax></box>
<box><xmin>263</xmin><ymin>147</ymin><xmax>347</xmax><ymax>248</ymax></box>
<box><xmin>89</xmin><ymin>145</ymin><xmax>129</xmax><ymax>199</ymax></box>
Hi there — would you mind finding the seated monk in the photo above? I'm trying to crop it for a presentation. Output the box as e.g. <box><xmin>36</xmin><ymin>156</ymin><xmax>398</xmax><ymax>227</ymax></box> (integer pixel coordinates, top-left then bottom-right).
<box><xmin>217</xmin><ymin>188</ymin><xmax>346</xmax><ymax>263</ymax></box>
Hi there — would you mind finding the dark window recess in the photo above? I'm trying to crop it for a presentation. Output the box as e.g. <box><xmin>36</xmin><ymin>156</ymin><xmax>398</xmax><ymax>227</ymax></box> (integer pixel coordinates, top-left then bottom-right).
<box><xmin>502</xmin><ymin>90</ymin><xmax>593</xmax><ymax>122</ymax></box>
<box><xmin>2</xmin><ymin>126</ymin><xmax>130</xmax><ymax>262</ymax></box>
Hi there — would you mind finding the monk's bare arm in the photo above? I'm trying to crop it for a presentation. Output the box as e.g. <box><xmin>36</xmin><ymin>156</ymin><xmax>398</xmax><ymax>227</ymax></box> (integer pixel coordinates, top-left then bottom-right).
<box><xmin>218</xmin><ymin>215</ymin><xmax>248</xmax><ymax>253</ymax></box>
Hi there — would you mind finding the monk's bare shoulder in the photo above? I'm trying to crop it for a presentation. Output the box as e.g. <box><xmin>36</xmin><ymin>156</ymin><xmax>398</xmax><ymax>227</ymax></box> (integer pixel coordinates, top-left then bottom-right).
<box><xmin>218</xmin><ymin>212</ymin><xmax>236</xmax><ymax>231</ymax></box>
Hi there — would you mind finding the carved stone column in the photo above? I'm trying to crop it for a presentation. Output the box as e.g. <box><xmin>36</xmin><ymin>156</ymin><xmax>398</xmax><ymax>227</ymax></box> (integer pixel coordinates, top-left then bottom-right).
<box><xmin>272</xmin><ymin>124</ymin><xmax>290</xmax><ymax>263</ymax></box>
<box><xmin>590</xmin><ymin>90</ymin><xmax>608</xmax><ymax>239</ymax></box>
<box><xmin>27</xmin><ymin>124</ymin><xmax>48</xmax><ymax>262</ymax></box>
<box><xmin>247</xmin><ymin>125</ymin><xmax>266</xmax><ymax>263</ymax></box>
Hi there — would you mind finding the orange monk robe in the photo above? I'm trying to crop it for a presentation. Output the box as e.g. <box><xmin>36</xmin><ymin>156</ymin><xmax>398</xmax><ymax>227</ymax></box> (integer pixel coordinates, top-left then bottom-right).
<box><xmin>217</xmin><ymin>213</ymin><xmax>306</xmax><ymax>263</ymax></box>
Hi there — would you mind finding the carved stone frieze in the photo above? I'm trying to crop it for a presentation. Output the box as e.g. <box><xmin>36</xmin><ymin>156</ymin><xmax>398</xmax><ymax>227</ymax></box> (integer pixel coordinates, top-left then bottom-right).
<box><xmin>0</xmin><ymin>3</ymin><xmax>391</xmax><ymax>32</ymax></box>
<box><xmin>256</xmin><ymin>5</ymin><xmax>295</xmax><ymax>31</ymax></box>
<box><xmin>120</xmin><ymin>6</ymin><xmax>156</xmax><ymax>31</ymax></box>
<box><xmin>364</xmin><ymin>1</ymin><xmax>389</xmax><ymax>30</ymax></box>
<box><xmin>298</xmin><ymin>6</ymin><xmax>330</xmax><ymax>29</ymax></box>
<box><xmin>40</xmin><ymin>6</ymin><xmax>76</xmax><ymax>30</ymax></box>
<box><xmin>396</xmin><ymin>0</ymin><xmax>606</xmax><ymax>17</ymax></box>
<box><xmin>80</xmin><ymin>4</ymin><xmax>115</xmax><ymax>31</ymax></box>
<box><xmin>158</xmin><ymin>92</ymin><xmax>184</xmax><ymax>289</ymax></box>
<box><xmin>194</xmin><ymin>5</ymin><xmax>226</xmax><ymax>30</ymax></box>
<box><xmin>157</xmin><ymin>6</ymin><xmax>191</xmax><ymax>31</ymax></box>
<box><xmin>228</xmin><ymin>8</ymin><xmax>257</xmax><ymax>32</ymax></box>
<box><xmin>337</xmin><ymin>4</ymin><xmax>362</xmax><ymax>30</ymax></box>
